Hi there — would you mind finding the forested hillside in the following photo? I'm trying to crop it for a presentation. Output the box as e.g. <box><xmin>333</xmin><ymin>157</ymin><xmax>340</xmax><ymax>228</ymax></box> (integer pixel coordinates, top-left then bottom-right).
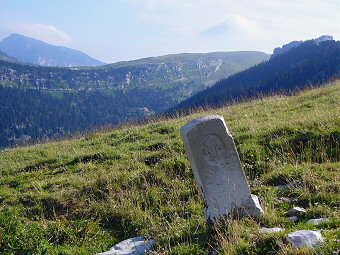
<box><xmin>174</xmin><ymin>40</ymin><xmax>340</xmax><ymax>112</ymax></box>
<box><xmin>0</xmin><ymin>51</ymin><xmax>268</xmax><ymax>147</ymax></box>
<box><xmin>0</xmin><ymin>87</ymin><xmax>157</xmax><ymax>147</ymax></box>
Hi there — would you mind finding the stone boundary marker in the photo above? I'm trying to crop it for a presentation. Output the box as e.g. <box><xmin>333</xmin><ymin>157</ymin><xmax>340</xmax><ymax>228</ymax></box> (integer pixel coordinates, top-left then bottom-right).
<box><xmin>180</xmin><ymin>115</ymin><xmax>263</xmax><ymax>222</ymax></box>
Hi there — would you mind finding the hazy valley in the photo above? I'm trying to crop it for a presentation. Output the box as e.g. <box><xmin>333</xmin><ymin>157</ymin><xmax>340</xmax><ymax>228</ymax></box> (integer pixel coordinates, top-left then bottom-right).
<box><xmin>0</xmin><ymin>35</ymin><xmax>269</xmax><ymax>147</ymax></box>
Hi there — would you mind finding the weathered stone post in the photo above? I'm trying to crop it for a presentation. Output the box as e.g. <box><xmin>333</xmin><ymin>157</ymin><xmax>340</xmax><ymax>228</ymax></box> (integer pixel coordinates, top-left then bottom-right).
<box><xmin>180</xmin><ymin>115</ymin><xmax>263</xmax><ymax>222</ymax></box>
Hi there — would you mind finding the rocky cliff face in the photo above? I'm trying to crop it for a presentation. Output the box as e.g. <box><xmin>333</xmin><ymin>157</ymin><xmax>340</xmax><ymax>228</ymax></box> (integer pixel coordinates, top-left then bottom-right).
<box><xmin>0</xmin><ymin>51</ymin><xmax>269</xmax><ymax>100</ymax></box>
<box><xmin>272</xmin><ymin>35</ymin><xmax>333</xmax><ymax>57</ymax></box>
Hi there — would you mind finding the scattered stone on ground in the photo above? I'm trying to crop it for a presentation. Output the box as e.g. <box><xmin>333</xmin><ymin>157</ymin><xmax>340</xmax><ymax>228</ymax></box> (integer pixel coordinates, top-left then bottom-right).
<box><xmin>260</xmin><ymin>227</ymin><xmax>285</xmax><ymax>234</ymax></box>
<box><xmin>288</xmin><ymin>230</ymin><xmax>324</xmax><ymax>248</ymax></box>
<box><xmin>180</xmin><ymin>115</ymin><xmax>264</xmax><ymax>221</ymax></box>
<box><xmin>287</xmin><ymin>207</ymin><xmax>307</xmax><ymax>217</ymax></box>
<box><xmin>96</xmin><ymin>237</ymin><xmax>155</xmax><ymax>255</ymax></box>
<box><xmin>287</xmin><ymin>216</ymin><xmax>299</xmax><ymax>223</ymax></box>
<box><xmin>250</xmin><ymin>194</ymin><xmax>264</xmax><ymax>216</ymax></box>
<box><xmin>308</xmin><ymin>218</ymin><xmax>328</xmax><ymax>225</ymax></box>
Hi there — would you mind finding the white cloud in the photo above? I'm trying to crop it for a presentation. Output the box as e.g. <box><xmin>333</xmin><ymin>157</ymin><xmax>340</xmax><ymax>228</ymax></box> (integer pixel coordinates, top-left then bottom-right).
<box><xmin>126</xmin><ymin>0</ymin><xmax>230</xmax><ymax>34</ymax></box>
<box><xmin>202</xmin><ymin>15</ymin><xmax>265</xmax><ymax>39</ymax></box>
<box><xmin>2</xmin><ymin>23</ymin><xmax>73</xmax><ymax>46</ymax></box>
<box><xmin>1</xmin><ymin>0</ymin><xmax>338</xmax><ymax>62</ymax></box>
<box><xmin>124</xmin><ymin>0</ymin><xmax>340</xmax><ymax>53</ymax></box>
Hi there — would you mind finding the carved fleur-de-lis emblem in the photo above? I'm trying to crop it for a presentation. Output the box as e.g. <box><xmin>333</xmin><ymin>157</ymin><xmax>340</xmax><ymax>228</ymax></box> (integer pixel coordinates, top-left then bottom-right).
<box><xmin>202</xmin><ymin>134</ymin><xmax>228</xmax><ymax>166</ymax></box>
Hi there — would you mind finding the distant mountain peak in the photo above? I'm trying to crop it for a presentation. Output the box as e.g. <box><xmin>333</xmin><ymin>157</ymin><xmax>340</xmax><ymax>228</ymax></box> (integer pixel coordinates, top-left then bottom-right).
<box><xmin>0</xmin><ymin>33</ymin><xmax>105</xmax><ymax>67</ymax></box>
<box><xmin>6</xmin><ymin>33</ymin><xmax>49</xmax><ymax>46</ymax></box>
<box><xmin>315</xmin><ymin>35</ymin><xmax>333</xmax><ymax>44</ymax></box>
<box><xmin>272</xmin><ymin>35</ymin><xmax>334</xmax><ymax>57</ymax></box>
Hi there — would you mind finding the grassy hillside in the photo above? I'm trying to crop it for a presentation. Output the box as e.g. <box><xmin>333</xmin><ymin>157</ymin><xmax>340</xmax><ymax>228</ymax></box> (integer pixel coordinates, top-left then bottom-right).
<box><xmin>0</xmin><ymin>81</ymin><xmax>339</xmax><ymax>254</ymax></box>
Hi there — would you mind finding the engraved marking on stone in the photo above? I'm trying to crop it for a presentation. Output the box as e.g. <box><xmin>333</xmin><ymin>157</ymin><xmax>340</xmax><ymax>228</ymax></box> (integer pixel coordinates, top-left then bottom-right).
<box><xmin>202</xmin><ymin>134</ymin><xmax>238</xmax><ymax>168</ymax></box>
<box><xmin>202</xmin><ymin>134</ymin><xmax>227</xmax><ymax>166</ymax></box>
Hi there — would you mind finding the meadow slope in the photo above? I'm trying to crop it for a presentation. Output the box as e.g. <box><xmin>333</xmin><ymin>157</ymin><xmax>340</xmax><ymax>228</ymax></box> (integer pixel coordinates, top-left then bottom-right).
<box><xmin>0</xmin><ymin>81</ymin><xmax>339</xmax><ymax>254</ymax></box>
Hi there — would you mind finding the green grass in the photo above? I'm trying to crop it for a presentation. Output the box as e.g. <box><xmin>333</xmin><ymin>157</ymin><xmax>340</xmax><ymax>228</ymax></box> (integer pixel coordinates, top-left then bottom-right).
<box><xmin>0</xmin><ymin>81</ymin><xmax>339</xmax><ymax>255</ymax></box>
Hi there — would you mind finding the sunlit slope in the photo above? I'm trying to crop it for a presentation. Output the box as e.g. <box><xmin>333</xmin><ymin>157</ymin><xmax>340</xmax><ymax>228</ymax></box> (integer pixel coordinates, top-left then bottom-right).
<box><xmin>0</xmin><ymin>81</ymin><xmax>339</xmax><ymax>254</ymax></box>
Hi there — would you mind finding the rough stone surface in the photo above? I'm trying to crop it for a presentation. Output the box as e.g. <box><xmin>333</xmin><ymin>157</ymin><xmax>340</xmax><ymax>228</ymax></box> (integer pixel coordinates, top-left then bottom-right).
<box><xmin>180</xmin><ymin>115</ymin><xmax>264</xmax><ymax>221</ymax></box>
<box><xmin>260</xmin><ymin>227</ymin><xmax>285</xmax><ymax>234</ymax></box>
<box><xmin>96</xmin><ymin>237</ymin><xmax>155</xmax><ymax>255</ymax></box>
<box><xmin>288</xmin><ymin>230</ymin><xmax>324</xmax><ymax>248</ymax></box>
<box><xmin>287</xmin><ymin>207</ymin><xmax>306</xmax><ymax>217</ymax></box>
<box><xmin>287</xmin><ymin>216</ymin><xmax>299</xmax><ymax>223</ymax></box>
<box><xmin>250</xmin><ymin>194</ymin><xmax>264</xmax><ymax>216</ymax></box>
<box><xmin>308</xmin><ymin>218</ymin><xmax>328</xmax><ymax>225</ymax></box>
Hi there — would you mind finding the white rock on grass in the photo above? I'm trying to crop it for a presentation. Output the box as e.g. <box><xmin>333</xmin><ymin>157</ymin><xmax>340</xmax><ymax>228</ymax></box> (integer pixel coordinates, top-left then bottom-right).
<box><xmin>287</xmin><ymin>207</ymin><xmax>306</xmax><ymax>217</ymax></box>
<box><xmin>308</xmin><ymin>218</ymin><xmax>328</xmax><ymax>225</ymax></box>
<box><xmin>97</xmin><ymin>237</ymin><xmax>155</xmax><ymax>255</ymax></box>
<box><xmin>249</xmin><ymin>194</ymin><xmax>264</xmax><ymax>216</ymax></box>
<box><xmin>288</xmin><ymin>230</ymin><xmax>324</xmax><ymax>249</ymax></box>
<box><xmin>260</xmin><ymin>227</ymin><xmax>284</xmax><ymax>234</ymax></box>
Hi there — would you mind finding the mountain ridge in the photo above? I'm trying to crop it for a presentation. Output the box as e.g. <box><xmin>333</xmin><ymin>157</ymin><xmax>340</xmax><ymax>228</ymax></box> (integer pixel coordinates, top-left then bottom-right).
<box><xmin>106</xmin><ymin>51</ymin><xmax>269</xmax><ymax>68</ymax></box>
<box><xmin>173</xmin><ymin>39</ymin><xmax>340</xmax><ymax>113</ymax></box>
<box><xmin>272</xmin><ymin>35</ymin><xmax>333</xmax><ymax>57</ymax></box>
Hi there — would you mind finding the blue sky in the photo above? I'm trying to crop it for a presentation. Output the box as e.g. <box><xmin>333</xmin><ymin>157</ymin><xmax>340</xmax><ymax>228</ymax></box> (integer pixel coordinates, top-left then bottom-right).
<box><xmin>0</xmin><ymin>0</ymin><xmax>339</xmax><ymax>63</ymax></box>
